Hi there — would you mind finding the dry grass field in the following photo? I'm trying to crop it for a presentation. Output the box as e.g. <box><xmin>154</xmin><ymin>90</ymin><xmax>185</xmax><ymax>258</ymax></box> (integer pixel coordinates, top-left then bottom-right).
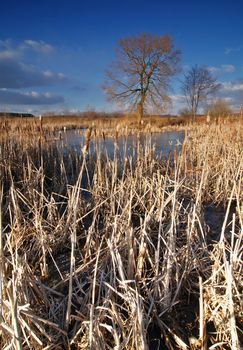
<box><xmin>0</xmin><ymin>116</ymin><xmax>242</xmax><ymax>349</ymax></box>
<box><xmin>0</xmin><ymin>113</ymin><xmax>193</xmax><ymax>137</ymax></box>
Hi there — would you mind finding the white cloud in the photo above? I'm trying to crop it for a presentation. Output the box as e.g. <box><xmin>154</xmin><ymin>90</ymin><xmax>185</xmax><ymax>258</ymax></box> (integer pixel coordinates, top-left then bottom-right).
<box><xmin>207</xmin><ymin>64</ymin><xmax>235</xmax><ymax>75</ymax></box>
<box><xmin>0</xmin><ymin>57</ymin><xmax>67</xmax><ymax>88</ymax></box>
<box><xmin>23</xmin><ymin>40</ymin><xmax>54</xmax><ymax>54</ymax></box>
<box><xmin>0</xmin><ymin>39</ymin><xmax>55</xmax><ymax>59</ymax></box>
<box><xmin>207</xmin><ymin>96</ymin><xmax>234</xmax><ymax>104</ymax></box>
<box><xmin>0</xmin><ymin>89</ymin><xmax>64</xmax><ymax>105</ymax></box>
<box><xmin>169</xmin><ymin>95</ymin><xmax>186</xmax><ymax>114</ymax></box>
<box><xmin>0</xmin><ymin>39</ymin><xmax>67</xmax><ymax>108</ymax></box>
<box><xmin>222</xmin><ymin>97</ymin><xmax>234</xmax><ymax>103</ymax></box>
<box><xmin>224</xmin><ymin>46</ymin><xmax>242</xmax><ymax>55</ymax></box>
<box><xmin>43</xmin><ymin>70</ymin><xmax>53</xmax><ymax>77</ymax></box>
<box><xmin>221</xmin><ymin>82</ymin><xmax>243</xmax><ymax>92</ymax></box>
<box><xmin>0</xmin><ymin>50</ymin><xmax>17</xmax><ymax>59</ymax></box>
<box><xmin>170</xmin><ymin>95</ymin><xmax>186</xmax><ymax>103</ymax></box>
<box><xmin>0</xmin><ymin>39</ymin><xmax>67</xmax><ymax>91</ymax></box>
<box><xmin>221</xmin><ymin>64</ymin><xmax>235</xmax><ymax>73</ymax></box>
<box><xmin>0</xmin><ymin>39</ymin><xmax>20</xmax><ymax>59</ymax></box>
<box><xmin>207</xmin><ymin>66</ymin><xmax>220</xmax><ymax>74</ymax></box>
<box><xmin>29</xmin><ymin>91</ymin><xmax>39</xmax><ymax>97</ymax></box>
<box><xmin>58</xmin><ymin>73</ymin><xmax>65</xmax><ymax>79</ymax></box>
<box><xmin>218</xmin><ymin>80</ymin><xmax>243</xmax><ymax>110</ymax></box>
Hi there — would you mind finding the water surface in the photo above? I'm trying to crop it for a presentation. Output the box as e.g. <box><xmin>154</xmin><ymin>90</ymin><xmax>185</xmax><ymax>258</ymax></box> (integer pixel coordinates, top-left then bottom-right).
<box><xmin>56</xmin><ymin>129</ymin><xmax>185</xmax><ymax>160</ymax></box>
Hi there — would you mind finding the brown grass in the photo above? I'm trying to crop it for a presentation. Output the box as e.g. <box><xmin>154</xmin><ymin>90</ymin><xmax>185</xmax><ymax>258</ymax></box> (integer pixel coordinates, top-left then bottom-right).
<box><xmin>0</xmin><ymin>117</ymin><xmax>242</xmax><ymax>349</ymax></box>
<box><xmin>1</xmin><ymin>113</ymin><xmax>241</xmax><ymax>140</ymax></box>
<box><xmin>0</xmin><ymin>112</ymin><xmax>191</xmax><ymax>137</ymax></box>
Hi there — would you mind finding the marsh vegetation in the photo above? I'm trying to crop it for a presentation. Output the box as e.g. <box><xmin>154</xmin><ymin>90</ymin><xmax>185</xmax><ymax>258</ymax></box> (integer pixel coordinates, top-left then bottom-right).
<box><xmin>0</xmin><ymin>117</ymin><xmax>242</xmax><ymax>349</ymax></box>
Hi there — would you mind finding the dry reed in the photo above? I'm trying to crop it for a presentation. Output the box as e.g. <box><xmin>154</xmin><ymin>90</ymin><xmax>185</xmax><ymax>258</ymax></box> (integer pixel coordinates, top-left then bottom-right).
<box><xmin>0</xmin><ymin>118</ymin><xmax>242</xmax><ymax>349</ymax></box>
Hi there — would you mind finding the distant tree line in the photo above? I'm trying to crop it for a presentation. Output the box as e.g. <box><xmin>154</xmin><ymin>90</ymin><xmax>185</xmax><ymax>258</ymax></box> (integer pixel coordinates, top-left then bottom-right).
<box><xmin>0</xmin><ymin>112</ymin><xmax>35</xmax><ymax>118</ymax></box>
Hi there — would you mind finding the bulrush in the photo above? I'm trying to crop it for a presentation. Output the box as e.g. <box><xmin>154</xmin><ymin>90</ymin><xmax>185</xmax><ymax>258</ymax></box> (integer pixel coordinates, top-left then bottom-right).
<box><xmin>82</xmin><ymin>127</ymin><xmax>92</xmax><ymax>155</ymax></box>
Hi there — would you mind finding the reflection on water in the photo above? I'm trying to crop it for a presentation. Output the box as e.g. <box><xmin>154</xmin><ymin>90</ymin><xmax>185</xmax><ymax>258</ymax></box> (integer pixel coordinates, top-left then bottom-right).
<box><xmin>56</xmin><ymin>129</ymin><xmax>185</xmax><ymax>160</ymax></box>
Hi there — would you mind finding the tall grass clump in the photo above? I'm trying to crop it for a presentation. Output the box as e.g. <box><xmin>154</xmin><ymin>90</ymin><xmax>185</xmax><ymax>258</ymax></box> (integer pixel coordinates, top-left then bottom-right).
<box><xmin>0</xmin><ymin>119</ymin><xmax>242</xmax><ymax>349</ymax></box>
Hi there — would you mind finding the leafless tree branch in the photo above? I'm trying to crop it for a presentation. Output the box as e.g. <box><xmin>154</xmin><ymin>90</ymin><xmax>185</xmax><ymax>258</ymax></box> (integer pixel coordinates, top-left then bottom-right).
<box><xmin>103</xmin><ymin>33</ymin><xmax>180</xmax><ymax>121</ymax></box>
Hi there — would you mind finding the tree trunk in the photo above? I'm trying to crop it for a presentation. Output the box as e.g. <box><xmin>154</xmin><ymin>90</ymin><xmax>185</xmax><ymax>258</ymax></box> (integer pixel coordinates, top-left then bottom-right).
<box><xmin>192</xmin><ymin>104</ymin><xmax>197</xmax><ymax>122</ymax></box>
<box><xmin>137</xmin><ymin>94</ymin><xmax>145</xmax><ymax>125</ymax></box>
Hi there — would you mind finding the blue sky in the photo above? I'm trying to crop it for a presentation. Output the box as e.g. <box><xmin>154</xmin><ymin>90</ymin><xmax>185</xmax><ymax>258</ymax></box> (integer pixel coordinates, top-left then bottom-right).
<box><xmin>0</xmin><ymin>0</ymin><xmax>242</xmax><ymax>115</ymax></box>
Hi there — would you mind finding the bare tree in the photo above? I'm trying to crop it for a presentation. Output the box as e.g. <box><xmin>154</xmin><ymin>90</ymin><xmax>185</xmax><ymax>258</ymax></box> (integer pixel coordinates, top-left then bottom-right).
<box><xmin>205</xmin><ymin>98</ymin><xmax>232</xmax><ymax>120</ymax></box>
<box><xmin>181</xmin><ymin>65</ymin><xmax>220</xmax><ymax>120</ymax></box>
<box><xmin>103</xmin><ymin>33</ymin><xmax>180</xmax><ymax>122</ymax></box>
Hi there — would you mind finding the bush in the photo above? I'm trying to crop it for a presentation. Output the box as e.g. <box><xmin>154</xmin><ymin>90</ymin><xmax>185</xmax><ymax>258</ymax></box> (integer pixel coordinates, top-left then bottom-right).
<box><xmin>205</xmin><ymin>99</ymin><xmax>232</xmax><ymax>119</ymax></box>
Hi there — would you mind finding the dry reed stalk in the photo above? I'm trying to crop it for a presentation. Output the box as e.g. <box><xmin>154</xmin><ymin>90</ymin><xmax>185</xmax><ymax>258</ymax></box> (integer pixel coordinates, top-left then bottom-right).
<box><xmin>65</xmin><ymin>127</ymin><xmax>93</xmax><ymax>332</ymax></box>
<box><xmin>126</xmin><ymin>227</ymin><xmax>135</xmax><ymax>280</ymax></box>
<box><xmin>136</xmin><ymin>204</ymin><xmax>155</xmax><ymax>280</ymax></box>
<box><xmin>8</xmin><ymin>276</ymin><xmax>23</xmax><ymax>350</ymax></box>
<box><xmin>202</xmin><ymin>187</ymin><xmax>242</xmax><ymax>348</ymax></box>
<box><xmin>199</xmin><ymin>276</ymin><xmax>207</xmax><ymax>350</ymax></box>
<box><xmin>89</xmin><ymin>241</ymin><xmax>102</xmax><ymax>349</ymax></box>
<box><xmin>0</xmin><ymin>118</ymin><xmax>242</xmax><ymax>349</ymax></box>
<box><xmin>0</xmin><ymin>184</ymin><xmax>3</xmax><ymax>323</ymax></box>
<box><xmin>225</xmin><ymin>260</ymin><xmax>240</xmax><ymax>350</ymax></box>
<box><xmin>155</xmin><ymin>315</ymin><xmax>189</xmax><ymax>349</ymax></box>
<box><xmin>64</xmin><ymin>179</ymin><xmax>81</xmax><ymax>331</ymax></box>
